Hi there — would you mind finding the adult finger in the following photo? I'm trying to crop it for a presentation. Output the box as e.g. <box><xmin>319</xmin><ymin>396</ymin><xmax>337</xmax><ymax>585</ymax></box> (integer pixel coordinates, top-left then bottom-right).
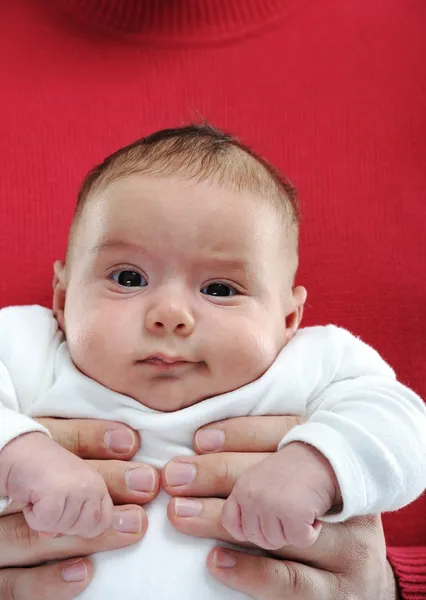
<box><xmin>194</xmin><ymin>416</ymin><xmax>301</xmax><ymax>454</ymax></box>
<box><xmin>168</xmin><ymin>495</ymin><xmax>285</xmax><ymax>551</ymax></box>
<box><xmin>162</xmin><ymin>452</ymin><xmax>268</xmax><ymax>498</ymax></box>
<box><xmin>2</xmin><ymin>459</ymin><xmax>160</xmax><ymax>514</ymax></box>
<box><xmin>88</xmin><ymin>459</ymin><xmax>159</xmax><ymax>505</ymax></box>
<box><xmin>0</xmin><ymin>506</ymin><xmax>147</xmax><ymax>568</ymax></box>
<box><xmin>0</xmin><ymin>559</ymin><xmax>93</xmax><ymax>600</ymax></box>
<box><xmin>36</xmin><ymin>418</ymin><xmax>139</xmax><ymax>460</ymax></box>
<box><xmin>167</xmin><ymin>497</ymin><xmax>250</xmax><ymax>546</ymax></box>
<box><xmin>207</xmin><ymin>549</ymin><xmax>338</xmax><ymax>600</ymax></box>
<box><xmin>168</xmin><ymin>494</ymin><xmax>375</xmax><ymax>569</ymax></box>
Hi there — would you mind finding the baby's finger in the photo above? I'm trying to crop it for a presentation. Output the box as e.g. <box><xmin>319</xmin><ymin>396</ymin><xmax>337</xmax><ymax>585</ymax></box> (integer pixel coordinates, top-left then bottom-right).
<box><xmin>281</xmin><ymin>517</ymin><xmax>321</xmax><ymax>548</ymax></box>
<box><xmin>36</xmin><ymin>418</ymin><xmax>139</xmax><ymax>460</ymax></box>
<box><xmin>241</xmin><ymin>511</ymin><xmax>268</xmax><ymax>547</ymax></box>
<box><xmin>220</xmin><ymin>497</ymin><xmax>245</xmax><ymax>541</ymax></box>
<box><xmin>23</xmin><ymin>497</ymin><xmax>64</xmax><ymax>533</ymax></box>
<box><xmin>69</xmin><ymin>495</ymin><xmax>114</xmax><ymax>539</ymax></box>
<box><xmin>194</xmin><ymin>416</ymin><xmax>301</xmax><ymax>454</ymax></box>
<box><xmin>93</xmin><ymin>495</ymin><xmax>114</xmax><ymax>537</ymax></box>
<box><xmin>0</xmin><ymin>559</ymin><xmax>93</xmax><ymax>600</ymax></box>
<box><xmin>259</xmin><ymin>514</ymin><xmax>289</xmax><ymax>550</ymax></box>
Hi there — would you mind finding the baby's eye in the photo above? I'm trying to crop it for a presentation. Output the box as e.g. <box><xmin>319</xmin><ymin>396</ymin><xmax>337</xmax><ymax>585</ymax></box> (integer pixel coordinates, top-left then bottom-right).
<box><xmin>201</xmin><ymin>283</ymin><xmax>237</xmax><ymax>297</ymax></box>
<box><xmin>111</xmin><ymin>270</ymin><xmax>147</xmax><ymax>288</ymax></box>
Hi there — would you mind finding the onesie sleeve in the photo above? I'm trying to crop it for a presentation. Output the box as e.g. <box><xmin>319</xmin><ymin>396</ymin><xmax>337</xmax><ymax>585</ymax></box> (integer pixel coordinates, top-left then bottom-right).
<box><xmin>277</xmin><ymin>326</ymin><xmax>426</xmax><ymax>521</ymax></box>
<box><xmin>0</xmin><ymin>306</ymin><xmax>58</xmax><ymax>510</ymax></box>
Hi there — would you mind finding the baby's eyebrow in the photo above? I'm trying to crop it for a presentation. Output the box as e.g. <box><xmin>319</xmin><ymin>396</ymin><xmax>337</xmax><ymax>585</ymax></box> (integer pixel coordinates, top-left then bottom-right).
<box><xmin>196</xmin><ymin>255</ymin><xmax>253</xmax><ymax>274</ymax></box>
<box><xmin>90</xmin><ymin>240</ymin><xmax>149</xmax><ymax>255</ymax></box>
<box><xmin>90</xmin><ymin>241</ymin><xmax>253</xmax><ymax>275</ymax></box>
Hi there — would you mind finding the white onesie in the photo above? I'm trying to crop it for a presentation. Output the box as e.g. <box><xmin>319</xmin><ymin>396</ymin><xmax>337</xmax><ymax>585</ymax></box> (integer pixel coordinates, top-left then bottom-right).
<box><xmin>0</xmin><ymin>305</ymin><xmax>425</xmax><ymax>600</ymax></box>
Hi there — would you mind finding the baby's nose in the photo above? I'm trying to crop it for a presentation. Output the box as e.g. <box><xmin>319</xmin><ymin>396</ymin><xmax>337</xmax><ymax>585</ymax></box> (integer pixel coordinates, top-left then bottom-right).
<box><xmin>145</xmin><ymin>302</ymin><xmax>195</xmax><ymax>336</ymax></box>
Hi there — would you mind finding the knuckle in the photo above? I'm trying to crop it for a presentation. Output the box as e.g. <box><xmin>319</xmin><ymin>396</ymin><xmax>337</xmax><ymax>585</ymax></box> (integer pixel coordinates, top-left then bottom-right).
<box><xmin>280</xmin><ymin>561</ymin><xmax>306</xmax><ymax>594</ymax></box>
<box><xmin>74</xmin><ymin>427</ymin><xmax>90</xmax><ymax>457</ymax></box>
<box><xmin>247</xmin><ymin>425</ymin><xmax>258</xmax><ymax>450</ymax></box>
<box><xmin>0</xmin><ymin>573</ymin><xmax>16</xmax><ymax>600</ymax></box>
<box><xmin>92</xmin><ymin>460</ymin><xmax>121</xmax><ymax>489</ymax></box>
<box><xmin>11</xmin><ymin>518</ymin><xmax>40</xmax><ymax>551</ymax></box>
<box><xmin>215</xmin><ymin>457</ymin><xmax>236</xmax><ymax>490</ymax></box>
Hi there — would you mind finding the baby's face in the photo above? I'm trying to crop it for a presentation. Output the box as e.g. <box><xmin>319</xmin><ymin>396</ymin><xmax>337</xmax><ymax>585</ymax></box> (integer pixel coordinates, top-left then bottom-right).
<box><xmin>57</xmin><ymin>175</ymin><xmax>303</xmax><ymax>411</ymax></box>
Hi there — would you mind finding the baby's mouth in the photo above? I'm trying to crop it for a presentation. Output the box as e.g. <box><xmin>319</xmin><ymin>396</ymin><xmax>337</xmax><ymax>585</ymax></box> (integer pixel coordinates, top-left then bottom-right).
<box><xmin>138</xmin><ymin>354</ymin><xmax>196</xmax><ymax>371</ymax></box>
<box><xmin>143</xmin><ymin>353</ymin><xmax>189</xmax><ymax>364</ymax></box>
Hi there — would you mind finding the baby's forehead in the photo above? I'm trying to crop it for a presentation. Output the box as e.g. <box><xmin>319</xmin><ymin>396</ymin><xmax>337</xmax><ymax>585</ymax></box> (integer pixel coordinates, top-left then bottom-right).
<box><xmin>85</xmin><ymin>176</ymin><xmax>274</xmax><ymax>239</ymax></box>
<box><xmin>70</xmin><ymin>174</ymin><xmax>297</xmax><ymax>275</ymax></box>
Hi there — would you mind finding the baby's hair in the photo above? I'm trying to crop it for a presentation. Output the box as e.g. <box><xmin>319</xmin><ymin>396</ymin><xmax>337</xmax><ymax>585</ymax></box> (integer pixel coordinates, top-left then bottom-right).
<box><xmin>68</xmin><ymin>123</ymin><xmax>300</xmax><ymax>268</ymax></box>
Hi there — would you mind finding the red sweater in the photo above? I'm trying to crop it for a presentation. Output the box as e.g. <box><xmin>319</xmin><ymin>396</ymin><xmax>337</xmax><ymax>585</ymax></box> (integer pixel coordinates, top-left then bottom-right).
<box><xmin>0</xmin><ymin>0</ymin><xmax>425</xmax><ymax>596</ymax></box>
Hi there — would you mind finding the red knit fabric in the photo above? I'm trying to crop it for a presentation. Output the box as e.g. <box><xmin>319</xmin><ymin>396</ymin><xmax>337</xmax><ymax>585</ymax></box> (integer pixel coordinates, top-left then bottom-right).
<box><xmin>0</xmin><ymin>0</ymin><xmax>425</xmax><ymax>594</ymax></box>
<box><xmin>388</xmin><ymin>548</ymin><xmax>426</xmax><ymax>599</ymax></box>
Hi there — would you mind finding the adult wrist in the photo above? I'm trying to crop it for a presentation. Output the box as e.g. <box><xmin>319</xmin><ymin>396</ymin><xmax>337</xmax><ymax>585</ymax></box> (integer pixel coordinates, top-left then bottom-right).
<box><xmin>384</xmin><ymin>558</ymin><xmax>399</xmax><ymax>600</ymax></box>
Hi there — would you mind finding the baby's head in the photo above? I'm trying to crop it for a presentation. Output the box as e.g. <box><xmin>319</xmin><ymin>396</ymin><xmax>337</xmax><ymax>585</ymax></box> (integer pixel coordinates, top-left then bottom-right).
<box><xmin>53</xmin><ymin>124</ymin><xmax>306</xmax><ymax>411</ymax></box>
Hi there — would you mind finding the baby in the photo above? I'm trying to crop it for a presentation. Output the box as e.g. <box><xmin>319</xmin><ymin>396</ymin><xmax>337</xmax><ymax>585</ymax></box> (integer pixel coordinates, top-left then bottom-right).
<box><xmin>0</xmin><ymin>124</ymin><xmax>425</xmax><ymax>599</ymax></box>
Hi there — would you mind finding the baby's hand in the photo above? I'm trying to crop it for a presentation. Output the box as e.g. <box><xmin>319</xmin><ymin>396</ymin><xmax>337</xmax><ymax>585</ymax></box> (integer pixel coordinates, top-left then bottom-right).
<box><xmin>221</xmin><ymin>442</ymin><xmax>340</xmax><ymax>550</ymax></box>
<box><xmin>0</xmin><ymin>432</ymin><xmax>113</xmax><ymax>538</ymax></box>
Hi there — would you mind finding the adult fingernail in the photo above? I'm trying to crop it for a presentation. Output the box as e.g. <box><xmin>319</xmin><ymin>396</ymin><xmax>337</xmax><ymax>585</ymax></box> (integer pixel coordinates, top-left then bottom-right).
<box><xmin>62</xmin><ymin>559</ymin><xmax>88</xmax><ymax>582</ymax></box>
<box><xmin>195</xmin><ymin>429</ymin><xmax>224</xmax><ymax>453</ymax></box>
<box><xmin>113</xmin><ymin>509</ymin><xmax>141</xmax><ymax>533</ymax></box>
<box><xmin>105</xmin><ymin>429</ymin><xmax>136</xmax><ymax>453</ymax></box>
<box><xmin>126</xmin><ymin>466</ymin><xmax>156</xmax><ymax>493</ymax></box>
<box><xmin>165</xmin><ymin>462</ymin><xmax>196</xmax><ymax>486</ymax></box>
<box><xmin>174</xmin><ymin>498</ymin><xmax>202</xmax><ymax>517</ymax></box>
<box><xmin>195</xmin><ymin>429</ymin><xmax>225</xmax><ymax>452</ymax></box>
<box><xmin>214</xmin><ymin>549</ymin><xmax>237</xmax><ymax>568</ymax></box>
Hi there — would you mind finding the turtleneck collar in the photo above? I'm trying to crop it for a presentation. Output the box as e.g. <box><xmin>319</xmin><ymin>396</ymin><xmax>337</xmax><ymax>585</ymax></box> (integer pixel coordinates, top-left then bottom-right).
<box><xmin>54</xmin><ymin>0</ymin><xmax>292</xmax><ymax>41</ymax></box>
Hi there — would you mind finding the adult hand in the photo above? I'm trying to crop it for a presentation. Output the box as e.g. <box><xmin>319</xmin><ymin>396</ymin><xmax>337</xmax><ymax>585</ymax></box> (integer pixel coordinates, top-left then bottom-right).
<box><xmin>0</xmin><ymin>418</ymin><xmax>160</xmax><ymax>600</ymax></box>
<box><xmin>163</xmin><ymin>416</ymin><xmax>398</xmax><ymax>600</ymax></box>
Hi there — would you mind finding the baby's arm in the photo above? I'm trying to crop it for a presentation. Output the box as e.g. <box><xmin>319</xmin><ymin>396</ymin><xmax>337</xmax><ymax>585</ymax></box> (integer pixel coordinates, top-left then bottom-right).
<box><xmin>222</xmin><ymin>327</ymin><xmax>426</xmax><ymax>549</ymax></box>
<box><xmin>279</xmin><ymin>328</ymin><xmax>426</xmax><ymax>518</ymax></box>
<box><xmin>0</xmin><ymin>307</ymin><xmax>113</xmax><ymax>537</ymax></box>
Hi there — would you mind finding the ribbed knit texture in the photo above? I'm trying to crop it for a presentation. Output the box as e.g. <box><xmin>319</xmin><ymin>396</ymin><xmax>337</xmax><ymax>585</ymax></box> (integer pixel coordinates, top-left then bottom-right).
<box><xmin>388</xmin><ymin>548</ymin><xmax>426</xmax><ymax>599</ymax></box>
<box><xmin>54</xmin><ymin>0</ymin><xmax>292</xmax><ymax>39</ymax></box>
<box><xmin>0</xmin><ymin>0</ymin><xmax>425</xmax><ymax>595</ymax></box>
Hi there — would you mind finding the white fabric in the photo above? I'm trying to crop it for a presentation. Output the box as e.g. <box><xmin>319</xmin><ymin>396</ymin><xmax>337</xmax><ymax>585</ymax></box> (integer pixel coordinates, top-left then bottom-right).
<box><xmin>0</xmin><ymin>305</ymin><xmax>425</xmax><ymax>600</ymax></box>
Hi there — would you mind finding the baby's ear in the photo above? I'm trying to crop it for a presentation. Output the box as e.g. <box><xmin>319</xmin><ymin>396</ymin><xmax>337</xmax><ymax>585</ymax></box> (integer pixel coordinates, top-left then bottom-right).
<box><xmin>52</xmin><ymin>260</ymin><xmax>67</xmax><ymax>332</ymax></box>
<box><xmin>285</xmin><ymin>286</ymin><xmax>307</xmax><ymax>342</ymax></box>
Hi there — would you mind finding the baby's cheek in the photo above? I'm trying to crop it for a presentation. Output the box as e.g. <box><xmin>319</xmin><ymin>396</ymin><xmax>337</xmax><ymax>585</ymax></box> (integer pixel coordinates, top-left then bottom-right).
<box><xmin>220</xmin><ymin>325</ymin><xmax>280</xmax><ymax>385</ymax></box>
<box><xmin>65</xmin><ymin>309</ymin><xmax>112</xmax><ymax>374</ymax></box>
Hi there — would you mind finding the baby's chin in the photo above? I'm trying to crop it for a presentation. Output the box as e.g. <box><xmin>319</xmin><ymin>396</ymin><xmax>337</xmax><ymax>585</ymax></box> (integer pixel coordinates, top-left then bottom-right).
<box><xmin>129</xmin><ymin>380</ymin><xmax>213</xmax><ymax>413</ymax></box>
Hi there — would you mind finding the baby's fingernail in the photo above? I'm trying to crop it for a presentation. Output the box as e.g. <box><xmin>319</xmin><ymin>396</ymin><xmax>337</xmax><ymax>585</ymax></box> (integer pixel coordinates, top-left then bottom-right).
<box><xmin>113</xmin><ymin>509</ymin><xmax>141</xmax><ymax>533</ymax></box>
<box><xmin>126</xmin><ymin>466</ymin><xmax>156</xmax><ymax>493</ymax></box>
<box><xmin>174</xmin><ymin>498</ymin><xmax>202</xmax><ymax>517</ymax></box>
<box><xmin>195</xmin><ymin>429</ymin><xmax>224</xmax><ymax>453</ymax></box>
<box><xmin>62</xmin><ymin>559</ymin><xmax>88</xmax><ymax>582</ymax></box>
<box><xmin>165</xmin><ymin>462</ymin><xmax>196</xmax><ymax>486</ymax></box>
<box><xmin>214</xmin><ymin>549</ymin><xmax>237</xmax><ymax>568</ymax></box>
<box><xmin>39</xmin><ymin>531</ymin><xmax>58</xmax><ymax>538</ymax></box>
<box><xmin>105</xmin><ymin>429</ymin><xmax>136</xmax><ymax>453</ymax></box>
